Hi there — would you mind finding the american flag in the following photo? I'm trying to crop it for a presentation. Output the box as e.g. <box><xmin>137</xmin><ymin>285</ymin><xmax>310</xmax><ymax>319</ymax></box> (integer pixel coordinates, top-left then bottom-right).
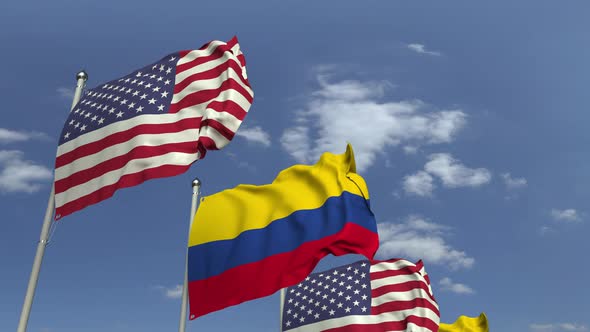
<box><xmin>54</xmin><ymin>37</ymin><xmax>253</xmax><ymax>220</ymax></box>
<box><xmin>282</xmin><ymin>259</ymin><xmax>439</xmax><ymax>332</ymax></box>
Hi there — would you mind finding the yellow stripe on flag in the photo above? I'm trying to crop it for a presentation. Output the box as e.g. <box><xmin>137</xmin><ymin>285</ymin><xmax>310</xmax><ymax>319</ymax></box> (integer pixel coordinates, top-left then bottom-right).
<box><xmin>189</xmin><ymin>144</ymin><xmax>370</xmax><ymax>246</ymax></box>
<box><xmin>439</xmin><ymin>312</ymin><xmax>489</xmax><ymax>332</ymax></box>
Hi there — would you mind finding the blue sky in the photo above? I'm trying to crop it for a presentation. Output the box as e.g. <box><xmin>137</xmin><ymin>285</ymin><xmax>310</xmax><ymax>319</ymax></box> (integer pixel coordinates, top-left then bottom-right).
<box><xmin>2</xmin><ymin>1</ymin><xmax>589</xmax><ymax>331</ymax></box>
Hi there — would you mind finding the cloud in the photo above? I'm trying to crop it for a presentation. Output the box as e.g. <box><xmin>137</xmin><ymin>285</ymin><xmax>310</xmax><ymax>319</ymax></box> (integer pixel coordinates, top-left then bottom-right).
<box><xmin>551</xmin><ymin>209</ymin><xmax>581</xmax><ymax>222</ymax></box>
<box><xmin>0</xmin><ymin>150</ymin><xmax>53</xmax><ymax>194</ymax></box>
<box><xmin>0</xmin><ymin>128</ymin><xmax>49</xmax><ymax>144</ymax></box>
<box><xmin>501</xmin><ymin>172</ymin><xmax>527</xmax><ymax>189</ymax></box>
<box><xmin>57</xmin><ymin>87</ymin><xmax>75</xmax><ymax>99</ymax></box>
<box><xmin>403</xmin><ymin>171</ymin><xmax>435</xmax><ymax>196</ymax></box>
<box><xmin>377</xmin><ymin>215</ymin><xmax>474</xmax><ymax>270</ymax></box>
<box><xmin>407</xmin><ymin>43</ymin><xmax>442</xmax><ymax>56</ymax></box>
<box><xmin>235</xmin><ymin>126</ymin><xmax>271</xmax><ymax>147</ymax></box>
<box><xmin>530</xmin><ymin>323</ymin><xmax>588</xmax><ymax>331</ymax></box>
<box><xmin>424</xmin><ymin>153</ymin><xmax>491</xmax><ymax>188</ymax></box>
<box><xmin>439</xmin><ymin>277</ymin><xmax>475</xmax><ymax>294</ymax></box>
<box><xmin>281</xmin><ymin>74</ymin><xmax>466</xmax><ymax>171</ymax></box>
<box><xmin>154</xmin><ymin>284</ymin><xmax>183</xmax><ymax>299</ymax></box>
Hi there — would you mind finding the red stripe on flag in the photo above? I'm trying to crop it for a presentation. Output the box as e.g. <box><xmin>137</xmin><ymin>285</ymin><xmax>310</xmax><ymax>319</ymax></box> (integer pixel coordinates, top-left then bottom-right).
<box><xmin>55</xmin><ymin>118</ymin><xmax>202</xmax><ymax>168</ymax></box>
<box><xmin>175</xmin><ymin>38</ymin><xmax>240</xmax><ymax>75</ymax></box>
<box><xmin>322</xmin><ymin>315</ymin><xmax>440</xmax><ymax>332</ymax></box>
<box><xmin>371</xmin><ymin>280</ymin><xmax>437</xmax><ymax>303</ymax></box>
<box><xmin>169</xmin><ymin>78</ymin><xmax>253</xmax><ymax>114</ymax></box>
<box><xmin>372</xmin><ymin>298</ymin><xmax>440</xmax><ymax>317</ymax></box>
<box><xmin>174</xmin><ymin>59</ymin><xmax>250</xmax><ymax>93</ymax></box>
<box><xmin>187</xmin><ymin>223</ymin><xmax>378</xmax><ymax>319</ymax></box>
<box><xmin>55</xmin><ymin>141</ymin><xmax>199</xmax><ymax>193</ymax></box>
<box><xmin>55</xmin><ymin>163</ymin><xmax>193</xmax><ymax>220</ymax></box>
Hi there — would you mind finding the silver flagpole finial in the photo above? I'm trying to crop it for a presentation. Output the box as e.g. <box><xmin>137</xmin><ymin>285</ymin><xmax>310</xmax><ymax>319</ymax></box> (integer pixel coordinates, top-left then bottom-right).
<box><xmin>76</xmin><ymin>70</ymin><xmax>88</xmax><ymax>82</ymax></box>
<box><xmin>192</xmin><ymin>177</ymin><xmax>201</xmax><ymax>188</ymax></box>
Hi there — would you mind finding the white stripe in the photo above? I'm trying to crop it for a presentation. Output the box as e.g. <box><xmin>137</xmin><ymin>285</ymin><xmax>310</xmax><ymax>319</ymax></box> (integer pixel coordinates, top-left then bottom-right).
<box><xmin>57</xmin><ymin>108</ymin><xmax>201</xmax><ymax>156</ymax></box>
<box><xmin>371</xmin><ymin>288</ymin><xmax>439</xmax><ymax>311</ymax></box>
<box><xmin>196</xmin><ymin>123</ymin><xmax>231</xmax><ymax>149</ymax></box>
<box><xmin>283</xmin><ymin>307</ymin><xmax>439</xmax><ymax>332</ymax></box>
<box><xmin>55</xmin><ymin>129</ymin><xmax>200</xmax><ymax>181</ymax></box>
<box><xmin>370</xmin><ymin>272</ymin><xmax>430</xmax><ymax>291</ymax></box>
<box><xmin>172</xmin><ymin>65</ymin><xmax>253</xmax><ymax>104</ymax></box>
<box><xmin>370</xmin><ymin>260</ymin><xmax>417</xmax><ymax>274</ymax></box>
<box><xmin>55</xmin><ymin>151</ymin><xmax>199</xmax><ymax>207</ymax></box>
<box><xmin>175</xmin><ymin>45</ymin><xmax>247</xmax><ymax>88</ymax></box>
<box><xmin>175</xmin><ymin>40</ymin><xmax>227</xmax><ymax>66</ymax></box>
<box><xmin>57</xmin><ymin>91</ymin><xmax>248</xmax><ymax>158</ymax></box>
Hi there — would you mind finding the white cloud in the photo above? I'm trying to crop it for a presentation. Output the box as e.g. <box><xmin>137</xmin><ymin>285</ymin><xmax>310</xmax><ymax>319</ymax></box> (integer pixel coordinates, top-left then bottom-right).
<box><xmin>235</xmin><ymin>126</ymin><xmax>271</xmax><ymax>147</ymax></box>
<box><xmin>403</xmin><ymin>171</ymin><xmax>435</xmax><ymax>196</ymax></box>
<box><xmin>377</xmin><ymin>216</ymin><xmax>474</xmax><ymax>270</ymax></box>
<box><xmin>0</xmin><ymin>128</ymin><xmax>49</xmax><ymax>144</ymax></box>
<box><xmin>439</xmin><ymin>277</ymin><xmax>475</xmax><ymax>294</ymax></box>
<box><xmin>407</xmin><ymin>43</ymin><xmax>442</xmax><ymax>56</ymax></box>
<box><xmin>551</xmin><ymin>209</ymin><xmax>581</xmax><ymax>222</ymax></box>
<box><xmin>501</xmin><ymin>172</ymin><xmax>527</xmax><ymax>189</ymax></box>
<box><xmin>530</xmin><ymin>323</ymin><xmax>588</xmax><ymax>331</ymax></box>
<box><xmin>154</xmin><ymin>284</ymin><xmax>183</xmax><ymax>299</ymax></box>
<box><xmin>281</xmin><ymin>74</ymin><xmax>466</xmax><ymax>171</ymax></box>
<box><xmin>57</xmin><ymin>87</ymin><xmax>75</xmax><ymax>99</ymax></box>
<box><xmin>0</xmin><ymin>150</ymin><xmax>52</xmax><ymax>194</ymax></box>
<box><xmin>403</xmin><ymin>146</ymin><xmax>419</xmax><ymax>154</ymax></box>
<box><xmin>424</xmin><ymin>153</ymin><xmax>491</xmax><ymax>188</ymax></box>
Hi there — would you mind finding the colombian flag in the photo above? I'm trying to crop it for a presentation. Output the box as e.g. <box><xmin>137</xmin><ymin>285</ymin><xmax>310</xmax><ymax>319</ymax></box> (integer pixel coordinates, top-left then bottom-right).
<box><xmin>187</xmin><ymin>144</ymin><xmax>379</xmax><ymax>319</ymax></box>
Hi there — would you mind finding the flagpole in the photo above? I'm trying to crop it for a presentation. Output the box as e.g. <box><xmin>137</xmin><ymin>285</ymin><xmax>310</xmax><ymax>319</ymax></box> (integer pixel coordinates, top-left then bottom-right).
<box><xmin>279</xmin><ymin>288</ymin><xmax>285</xmax><ymax>331</ymax></box>
<box><xmin>179</xmin><ymin>177</ymin><xmax>201</xmax><ymax>332</ymax></box>
<box><xmin>17</xmin><ymin>71</ymin><xmax>88</xmax><ymax>332</ymax></box>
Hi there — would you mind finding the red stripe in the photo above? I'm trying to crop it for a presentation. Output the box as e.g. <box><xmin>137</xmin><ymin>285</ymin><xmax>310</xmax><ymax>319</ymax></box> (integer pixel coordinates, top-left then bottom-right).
<box><xmin>168</xmin><ymin>78</ymin><xmax>253</xmax><ymax>114</ymax></box>
<box><xmin>54</xmin><ymin>163</ymin><xmax>194</xmax><ymax>220</ymax></box>
<box><xmin>55</xmin><ymin>141</ymin><xmax>199</xmax><ymax>193</ymax></box>
<box><xmin>206</xmin><ymin>99</ymin><xmax>248</xmax><ymax>121</ymax></box>
<box><xmin>56</xmin><ymin>118</ymin><xmax>201</xmax><ymax>168</ymax></box>
<box><xmin>372</xmin><ymin>297</ymin><xmax>440</xmax><ymax>317</ymax></box>
<box><xmin>200</xmin><ymin>118</ymin><xmax>235</xmax><ymax>142</ymax></box>
<box><xmin>176</xmin><ymin>38</ymin><xmax>240</xmax><ymax>75</ymax></box>
<box><xmin>187</xmin><ymin>223</ymin><xmax>378</xmax><ymax>319</ymax></box>
<box><xmin>322</xmin><ymin>315</ymin><xmax>439</xmax><ymax>332</ymax></box>
<box><xmin>370</xmin><ymin>260</ymin><xmax>424</xmax><ymax>281</ymax></box>
<box><xmin>174</xmin><ymin>58</ymin><xmax>250</xmax><ymax>93</ymax></box>
<box><xmin>372</xmin><ymin>280</ymin><xmax>436</xmax><ymax>303</ymax></box>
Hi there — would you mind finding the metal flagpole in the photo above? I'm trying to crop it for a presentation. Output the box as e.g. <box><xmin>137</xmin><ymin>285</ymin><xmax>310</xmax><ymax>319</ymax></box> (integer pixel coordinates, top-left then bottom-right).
<box><xmin>179</xmin><ymin>177</ymin><xmax>202</xmax><ymax>332</ymax></box>
<box><xmin>17</xmin><ymin>71</ymin><xmax>88</xmax><ymax>332</ymax></box>
<box><xmin>279</xmin><ymin>288</ymin><xmax>286</xmax><ymax>331</ymax></box>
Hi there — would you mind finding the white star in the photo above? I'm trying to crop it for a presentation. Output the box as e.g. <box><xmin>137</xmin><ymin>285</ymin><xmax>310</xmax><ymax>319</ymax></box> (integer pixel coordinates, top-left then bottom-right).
<box><xmin>361</xmin><ymin>306</ymin><xmax>367</xmax><ymax>312</ymax></box>
<box><xmin>329</xmin><ymin>298</ymin><xmax>335</xmax><ymax>304</ymax></box>
<box><xmin>91</xmin><ymin>115</ymin><xmax>98</xmax><ymax>121</ymax></box>
<box><xmin>361</xmin><ymin>295</ymin><xmax>368</xmax><ymax>300</ymax></box>
<box><xmin>128</xmin><ymin>102</ymin><xmax>135</xmax><ymax>109</ymax></box>
<box><xmin>321</xmin><ymin>305</ymin><xmax>327</xmax><ymax>311</ymax></box>
<box><xmin>132</xmin><ymin>79</ymin><xmax>138</xmax><ymax>84</ymax></box>
<box><xmin>113</xmin><ymin>96</ymin><xmax>120</xmax><ymax>102</ymax></box>
<box><xmin>160</xmin><ymin>91</ymin><xmax>169</xmax><ymax>98</ymax></box>
<box><xmin>80</xmin><ymin>124</ymin><xmax>87</xmax><ymax>131</ymax></box>
<box><xmin>159</xmin><ymin>64</ymin><xmax>165</xmax><ymax>71</ymax></box>
<box><xmin>345</xmin><ymin>295</ymin><xmax>351</xmax><ymax>301</ymax></box>
<box><xmin>63</xmin><ymin>132</ymin><xmax>70</xmax><ymax>139</ymax></box>
<box><xmin>169</xmin><ymin>56</ymin><xmax>176</xmax><ymax>61</ymax></box>
<box><xmin>314</xmin><ymin>313</ymin><xmax>319</xmax><ymax>319</ymax></box>
<box><xmin>138</xmin><ymin>81</ymin><xmax>144</xmax><ymax>86</ymax></box>
<box><xmin>136</xmin><ymin>106</ymin><xmax>144</xmax><ymax>112</ymax></box>
<box><xmin>120</xmin><ymin>99</ymin><xmax>128</xmax><ymax>105</ymax></box>
<box><xmin>299</xmin><ymin>317</ymin><xmax>305</xmax><ymax>323</ymax></box>
<box><xmin>285</xmin><ymin>321</ymin><xmax>291</xmax><ymax>327</ymax></box>
<box><xmin>288</xmin><ymin>298</ymin><xmax>293</xmax><ymax>303</ymax></box>
<box><xmin>329</xmin><ymin>310</ymin><xmax>335</xmax><ymax>316</ymax></box>
<box><xmin>164</xmin><ymin>79</ymin><xmax>171</xmax><ymax>85</ymax></box>
<box><xmin>157</xmin><ymin>76</ymin><xmax>163</xmax><ymax>81</ymax></box>
<box><xmin>345</xmin><ymin>307</ymin><xmax>351</xmax><ymax>313</ymax></box>
<box><xmin>165</xmin><ymin>67</ymin><xmax>172</xmax><ymax>74</ymax></box>
<box><xmin>148</xmin><ymin>98</ymin><xmax>156</xmax><ymax>104</ymax></box>
<box><xmin>136</xmin><ymin>71</ymin><xmax>142</xmax><ymax>77</ymax></box>
<box><xmin>116</xmin><ymin>111</ymin><xmax>124</xmax><ymax>118</ymax></box>
<box><xmin>337</xmin><ymin>291</ymin><xmax>343</xmax><ymax>297</ymax></box>
<box><xmin>152</xmin><ymin>64</ymin><xmax>158</xmax><ymax>70</ymax></box>
<box><xmin>307</xmin><ymin>309</ymin><xmax>312</xmax><ymax>315</ymax></box>
<box><xmin>150</xmin><ymin>74</ymin><xmax>156</xmax><ymax>79</ymax></box>
<box><xmin>98</xmin><ymin>118</ymin><xmax>105</xmax><ymax>124</ymax></box>
<box><xmin>145</xmin><ymin>83</ymin><xmax>152</xmax><ymax>88</ymax></box>
<box><xmin>124</xmin><ymin>78</ymin><xmax>131</xmax><ymax>83</ymax></box>
<box><xmin>109</xmin><ymin>108</ymin><xmax>116</xmax><ymax>114</ymax></box>
<box><xmin>337</xmin><ymin>302</ymin><xmax>343</xmax><ymax>308</ymax></box>
<box><xmin>353</xmin><ymin>300</ymin><xmax>360</xmax><ymax>306</ymax></box>
<box><xmin>74</xmin><ymin>122</ymin><xmax>79</xmax><ymax>128</ymax></box>
<box><xmin>354</xmin><ymin>289</ymin><xmax>360</xmax><ymax>295</ymax></box>
<box><xmin>152</xmin><ymin>86</ymin><xmax>160</xmax><ymax>92</ymax></box>
<box><xmin>69</xmin><ymin>119</ymin><xmax>75</xmax><ymax>125</ymax></box>
<box><xmin>347</xmin><ymin>266</ymin><xmax>352</xmax><ymax>271</ymax></box>
<box><xmin>132</xmin><ymin>91</ymin><xmax>139</xmax><ymax>96</ymax></box>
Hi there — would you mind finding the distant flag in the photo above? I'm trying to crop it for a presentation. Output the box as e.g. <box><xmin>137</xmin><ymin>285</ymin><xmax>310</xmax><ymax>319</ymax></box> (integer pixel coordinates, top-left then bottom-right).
<box><xmin>439</xmin><ymin>313</ymin><xmax>489</xmax><ymax>332</ymax></box>
<box><xmin>187</xmin><ymin>144</ymin><xmax>379</xmax><ymax>319</ymax></box>
<box><xmin>53</xmin><ymin>36</ymin><xmax>253</xmax><ymax>219</ymax></box>
<box><xmin>281</xmin><ymin>259</ymin><xmax>439</xmax><ymax>332</ymax></box>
